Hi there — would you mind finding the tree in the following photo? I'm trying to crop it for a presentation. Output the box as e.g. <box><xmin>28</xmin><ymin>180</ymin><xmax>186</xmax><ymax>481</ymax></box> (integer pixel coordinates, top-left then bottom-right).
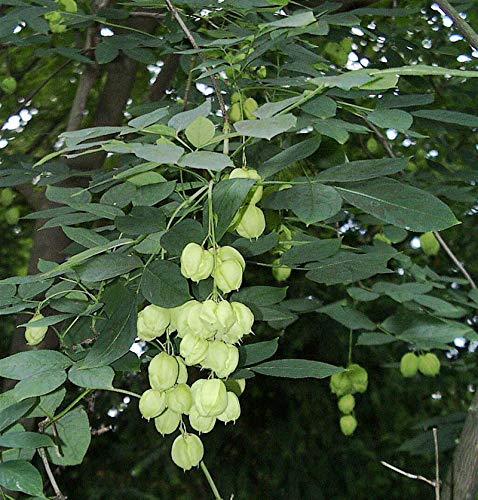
<box><xmin>0</xmin><ymin>0</ymin><xmax>478</xmax><ymax>498</ymax></box>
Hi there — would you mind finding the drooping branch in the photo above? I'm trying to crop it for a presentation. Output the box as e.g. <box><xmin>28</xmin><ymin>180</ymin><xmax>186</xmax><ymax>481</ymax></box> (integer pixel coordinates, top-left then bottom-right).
<box><xmin>434</xmin><ymin>0</ymin><xmax>478</xmax><ymax>50</ymax></box>
<box><xmin>164</xmin><ymin>0</ymin><xmax>228</xmax><ymax>124</ymax></box>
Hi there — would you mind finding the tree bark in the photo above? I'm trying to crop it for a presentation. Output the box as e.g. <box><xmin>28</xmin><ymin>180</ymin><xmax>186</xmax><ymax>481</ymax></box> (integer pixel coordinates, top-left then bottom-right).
<box><xmin>442</xmin><ymin>391</ymin><xmax>478</xmax><ymax>499</ymax></box>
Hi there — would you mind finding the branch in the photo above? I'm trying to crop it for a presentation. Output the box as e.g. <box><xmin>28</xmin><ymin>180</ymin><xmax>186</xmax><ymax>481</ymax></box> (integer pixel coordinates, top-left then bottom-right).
<box><xmin>164</xmin><ymin>0</ymin><xmax>228</xmax><ymax>124</ymax></box>
<box><xmin>0</xmin><ymin>60</ymin><xmax>72</xmax><ymax>132</ymax></box>
<box><xmin>433</xmin><ymin>428</ymin><xmax>440</xmax><ymax>500</ymax></box>
<box><xmin>433</xmin><ymin>232</ymin><xmax>477</xmax><ymax>289</ymax></box>
<box><xmin>364</xmin><ymin>116</ymin><xmax>477</xmax><ymax>289</ymax></box>
<box><xmin>38</xmin><ymin>420</ymin><xmax>66</xmax><ymax>500</ymax></box>
<box><xmin>434</xmin><ymin>0</ymin><xmax>478</xmax><ymax>50</ymax></box>
<box><xmin>381</xmin><ymin>461</ymin><xmax>437</xmax><ymax>488</ymax></box>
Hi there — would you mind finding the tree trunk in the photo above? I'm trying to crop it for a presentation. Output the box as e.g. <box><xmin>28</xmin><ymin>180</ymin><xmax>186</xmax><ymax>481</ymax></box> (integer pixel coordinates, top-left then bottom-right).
<box><xmin>442</xmin><ymin>391</ymin><xmax>478</xmax><ymax>499</ymax></box>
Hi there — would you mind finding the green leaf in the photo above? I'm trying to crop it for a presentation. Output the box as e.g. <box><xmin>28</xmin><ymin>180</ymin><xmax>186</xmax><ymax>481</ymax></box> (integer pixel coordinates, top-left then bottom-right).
<box><xmin>234</xmin><ymin>114</ymin><xmax>296</xmax><ymax>140</ymax></box>
<box><xmin>13</xmin><ymin>370</ymin><xmax>67</xmax><ymax>401</ymax></box>
<box><xmin>168</xmin><ymin>100</ymin><xmax>211</xmax><ymax>131</ymax></box>
<box><xmin>238</xmin><ymin>338</ymin><xmax>279</xmax><ymax>367</ymax></box>
<box><xmin>76</xmin><ymin>253</ymin><xmax>143</xmax><ymax>282</ymax></box>
<box><xmin>231</xmin><ymin>286</ymin><xmax>287</xmax><ymax>307</ymax></box>
<box><xmin>141</xmin><ymin>260</ymin><xmax>191</xmax><ymax>308</ymax></box>
<box><xmin>178</xmin><ymin>151</ymin><xmax>233</xmax><ymax>171</ymax></box>
<box><xmin>46</xmin><ymin>185</ymin><xmax>91</xmax><ymax>205</ymax></box>
<box><xmin>0</xmin><ymin>431</ymin><xmax>55</xmax><ymax>449</ymax></box>
<box><xmin>185</xmin><ymin>116</ymin><xmax>215</xmax><ymax>148</ymax></box>
<box><xmin>62</xmin><ymin>226</ymin><xmax>109</xmax><ymax>249</ymax></box>
<box><xmin>83</xmin><ymin>284</ymin><xmax>137</xmax><ymax>368</ymax></box>
<box><xmin>306</xmin><ymin>251</ymin><xmax>392</xmax><ymax>285</ymax></box>
<box><xmin>282</xmin><ymin>239</ymin><xmax>341</xmax><ymax>266</ymax></box>
<box><xmin>232</xmin><ymin>232</ymin><xmax>279</xmax><ymax>257</ymax></box>
<box><xmin>398</xmin><ymin>316</ymin><xmax>473</xmax><ymax>349</ymax></box>
<box><xmin>0</xmin><ymin>351</ymin><xmax>72</xmax><ymax>380</ymax></box>
<box><xmin>128</xmin><ymin>107</ymin><xmax>169</xmax><ymax>129</ymax></box>
<box><xmin>115</xmin><ymin>206</ymin><xmax>166</xmax><ymax>235</ymax></box>
<box><xmin>0</xmin><ymin>400</ymin><xmax>36</xmax><ymax>432</ymax></box>
<box><xmin>100</xmin><ymin>183</ymin><xmax>137</xmax><ymax>207</ymax></box>
<box><xmin>259</xmin><ymin>137</ymin><xmax>321</xmax><ymax>178</ymax></box>
<box><xmin>132</xmin><ymin>181</ymin><xmax>176</xmax><ymax>206</ymax></box>
<box><xmin>286</xmin><ymin>183</ymin><xmax>343</xmax><ymax>224</ymax></box>
<box><xmin>356</xmin><ymin>331</ymin><xmax>397</xmax><ymax>345</ymax></box>
<box><xmin>267</xmin><ymin>11</ymin><xmax>315</xmax><ymax>28</ymax></box>
<box><xmin>251</xmin><ymin>359</ymin><xmax>342</xmax><ymax>378</ymax></box>
<box><xmin>313</xmin><ymin>119</ymin><xmax>349</xmax><ymax>144</ymax></box>
<box><xmin>211</xmin><ymin>178</ymin><xmax>255</xmax><ymax>240</ymax></box>
<box><xmin>372</xmin><ymin>282</ymin><xmax>432</xmax><ymax>302</ymax></box>
<box><xmin>369</xmin><ymin>65</ymin><xmax>478</xmax><ymax>78</ymax></box>
<box><xmin>0</xmin><ymin>460</ymin><xmax>43</xmax><ymax>496</ymax></box>
<box><xmin>28</xmin><ymin>388</ymin><xmax>65</xmax><ymax>418</ymax></box>
<box><xmin>68</xmin><ymin>365</ymin><xmax>114</xmax><ymax>389</ymax></box>
<box><xmin>46</xmin><ymin>408</ymin><xmax>91</xmax><ymax>466</ymax></box>
<box><xmin>412</xmin><ymin>109</ymin><xmax>478</xmax><ymax>128</ymax></box>
<box><xmin>367</xmin><ymin>109</ymin><xmax>413</xmax><ymax>131</ymax></box>
<box><xmin>130</xmin><ymin>143</ymin><xmax>184</xmax><ymax>164</ymax></box>
<box><xmin>335</xmin><ymin>178</ymin><xmax>459</xmax><ymax>231</ymax></box>
<box><xmin>319</xmin><ymin>303</ymin><xmax>375</xmax><ymax>330</ymax></box>
<box><xmin>161</xmin><ymin>219</ymin><xmax>206</xmax><ymax>256</ymax></box>
<box><xmin>346</xmin><ymin>287</ymin><xmax>380</xmax><ymax>302</ymax></box>
<box><xmin>316</xmin><ymin>157</ymin><xmax>408</xmax><ymax>183</ymax></box>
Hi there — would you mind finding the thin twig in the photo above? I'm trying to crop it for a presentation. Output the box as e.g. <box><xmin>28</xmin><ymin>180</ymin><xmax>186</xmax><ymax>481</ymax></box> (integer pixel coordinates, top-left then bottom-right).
<box><xmin>164</xmin><ymin>0</ymin><xmax>228</xmax><ymax>124</ymax></box>
<box><xmin>38</xmin><ymin>420</ymin><xmax>66</xmax><ymax>500</ymax></box>
<box><xmin>433</xmin><ymin>428</ymin><xmax>440</xmax><ymax>500</ymax></box>
<box><xmin>129</xmin><ymin>11</ymin><xmax>166</xmax><ymax>19</ymax></box>
<box><xmin>38</xmin><ymin>448</ymin><xmax>66</xmax><ymax>500</ymax></box>
<box><xmin>434</xmin><ymin>0</ymin><xmax>478</xmax><ymax>50</ymax></box>
<box><xmin>433</xmin><ymin>231</ymin><xmax>477</xmax><ymax>289</ymax></box>
<box><xmin>363</xmin><ymin>117</ymin><xmax>395</xmax><ymax>158</ymax></box>
<box><xmin>182</xmin><ymin>54</ymin><xmax>197</xmax><ymax>111</ymax></box>
<box><xmin>1</xmin><ymin>60</ymin><xmax>73</xmax><ymax>131</ymax></box>
<box><xmin>380</xmin><ymin>461</ymin><xmax>437</xmax><ymax>488</ymax></box>
<box><xmin>364</xmin><ymin>115</ymin><xmax>477</xmax><ymax>290</ymax></box>
<box><xmin>200</xmin><ymin>461</ymin><xmax>223</xmax><ymax>500</ymax></box>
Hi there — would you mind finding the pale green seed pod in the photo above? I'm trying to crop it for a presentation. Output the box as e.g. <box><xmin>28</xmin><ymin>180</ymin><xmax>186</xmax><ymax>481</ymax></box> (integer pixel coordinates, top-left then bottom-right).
<box><xmin>243</xmin><ymin>97</ymin><xmax>259</xmax><ymax>120</ymax></box>
<box><xmin>400</xmin><ymin>352</ymin><xmax>419</xmax><ymax>378</ymax></box>
<box><xmin>214</xmin><ymin>260</ymin><xmax>243</xmax><ymax>294</ymax></box>
<box><xmin>154</xmin><ymin>408</ymin><xmax>181</xmax><ymax>435</ymax></box>
<box><xmin>330</xmin><ymin>371</ymin><xmax>352</xmax><ymax>397</ymax></box>
<box><xmin>176</xmin><ymin>356</ymin><xmax>188</xmax><ymax>384</ymax></box>
<box><xmin>191</xmin><ymin>379</ymin><xmax>228</xmax><ymax>417</ymax></box>
<box><xmin>171</xmin><ymin>433</ymin><xmax>204</xmax><ymax>471</ymax></box>
<box><xmin>174</xmin><ymin>301</ymin><xmax>199</xmax><ymax>337</ymax></box>
<box><xmin>256</xmin><ymin>65</ymin><xmax>267</xmax><ymax>79</ymax></box>
<box><xmin>167</xmin><ymin>384</ymin><xmax>193</xmax><ymax>415</ymax></box>
<box><xmin>137</xmin><ymin>304</ymin><xmax>170</xmax><ymax>341</ymax></box>
<box><xmin>202</xmin><ymin>341</ymin><xmax>239</xmax><ymax>379</ymax></box>
<box><xmin>340</xmin><ymin>415</ymin><xmax>357</xmax><ymax>436</ymax></box>
<box><xmin>217</xmin><ymin>392</ymin><xmax>241</xmax><ymax>423</ymax></box>
<box><xmin>188</xmin><ymin>406</ymin><xmax>216</xmax><ymax>434</ymax></box>
<box><xmin>229</xmin><ymin>167</ymin><xmax>263</xmax><ymax>204</ymax></box>
<box><xmin>224</xmin><ymin>378</ymin><xmax>246</xmax><ymax>397</ymax></box>
<box><xmin>229</xmin><ymin>102</ymin><xmax>242</xmax><ymax>123</ymax></box>
<box><xmin>199</xmin><ymin>300</ymin><xmax>219</xmax><ymax>336</ymax></box>
<box><xmin>418</xmin><ymin>353</ymin><xmax>440</xmax><ymax>377</ymax></box>
<box><xmin>185</xmin><ymin>301</ymin><xmax>209</xmax><ymax>338</ymax></box>
<box><xmin>149</xmin><ymin>353</ymin><xmax>180</xmax><ymax>391</ymax></box>
<box><xmin>348</xmin><ymin>364</ymin><xmax>368</xmax><ymax>393</ymax></box>
<box><xmin>24</xmin><ymin>314</ymin><xmax>48</xmax><ymax>346</ymax></box>
<box><xmin>180</xmin><ymin>333</ymin><xmax>209</xmax><ymax>366</ymax></box>
<box><xmin>215</xmin><ymin>301</ymin><xmax>237</xmax><ymax>334</ymax></box>
<box><xmin>180</xmin><ymin>242</ymin><xmax>214</xmax><ymax>282</ymax></box>
<box><xmin>139</xmin><ymin>389</ymin><xmax>167</xmax><ymax>420</ymax></box>
<box><xmin>272</xmin><ymin>259</ymin><xmax>292</xmax><ymax>282</ymax></box>
<box><xmin>215</xmin><ymin>246</ymin><xmax>246</xmax><ymax>270</ymax></box>
<box><xmin>231</xmin><ymin>301</ymin><xmax>254</xmax><ymax>336</ymax></box>
<box><xmin>236</xmin><ymin>204</ymin><xmax>265</xmax><ymax>239</ymax></box>
<box><xmin>338</xmin><ymin>394</ymin><xmax>355</xmax><ymax>414</ymax></box>
<box><xmin>0</xmin><ymin>188</ymin><xmax>14</xmax><ymax>207</ymax></box>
